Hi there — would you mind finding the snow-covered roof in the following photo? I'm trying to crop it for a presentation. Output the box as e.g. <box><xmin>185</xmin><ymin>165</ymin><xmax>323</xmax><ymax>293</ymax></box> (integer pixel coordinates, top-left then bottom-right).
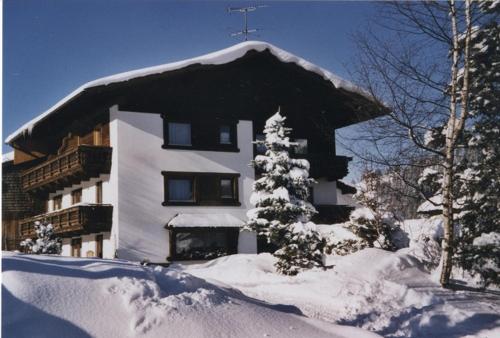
<box><xmin>167</xmin><ymin>213</ymin><xmax>245</xmax><ymax>228</ymax></box>
<box><xmin>6</xmin><ymin>41</ymin><xmax>371</xmax><ymax>144</ymax></box>
<box><xmin>2</xmin><ymin>151</ymin><xmax>14</xmax><ymax>163</ymax></box>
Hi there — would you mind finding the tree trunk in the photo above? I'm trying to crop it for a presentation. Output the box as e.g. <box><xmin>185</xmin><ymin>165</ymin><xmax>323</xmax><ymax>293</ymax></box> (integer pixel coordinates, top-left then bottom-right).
<box><xmin>440</xmin><ymin>153</ymin><xmax>455</xmax><ymax>286</ymax></box>
<box><xmin>439</xmin><ymin>0</ymin><xmax>471</xmax><ymax>287</ymax></box>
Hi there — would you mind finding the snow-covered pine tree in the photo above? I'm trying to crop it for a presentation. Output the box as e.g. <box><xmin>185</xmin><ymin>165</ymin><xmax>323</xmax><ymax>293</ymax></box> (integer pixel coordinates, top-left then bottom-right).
<box><xmin>246</xmin><ymin>110</ymin><xmax>325</xmax><ymax>275</ymax></box>
<box><xmin>455</xmin><ymin>2</ymin><xmax>500</xmax><ymax>287</ymax></box>
<box><xmin>20</xmin><ymin>221</ymin><xmax>61</xmax><ymax>254</ymax></box>
<box><xmin>348</xmin><ymin>170</ymin><xmax>401</xmax><ymax>250</ymax></box>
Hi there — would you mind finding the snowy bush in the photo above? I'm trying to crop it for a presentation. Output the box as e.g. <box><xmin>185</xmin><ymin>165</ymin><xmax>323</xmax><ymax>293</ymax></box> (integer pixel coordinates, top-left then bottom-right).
<box><xmin>245</xmin><ymin>110</ymin><xmax>326</xmax><ymax>275</ymax></box>
<box><xmin>20</xmin><ymin>221</ymin><xmax>61</xmax><ymax>255</ymax></box>
<box><xmin>346</xmin><ymin>171</ymin><xmax>403</xmax><ymax>251</ymax></box>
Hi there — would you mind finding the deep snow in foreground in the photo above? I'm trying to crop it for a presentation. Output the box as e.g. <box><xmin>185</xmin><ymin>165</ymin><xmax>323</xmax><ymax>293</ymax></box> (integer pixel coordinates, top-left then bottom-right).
<box><xmin>182</xmin><ymin>249</ymin><xmax>500</xmax><ymax>338</ymax></box>
<box><xmin>2</xmin><ymin>252</ymin><xmax>379</xmax><ymax>338</ymax></box>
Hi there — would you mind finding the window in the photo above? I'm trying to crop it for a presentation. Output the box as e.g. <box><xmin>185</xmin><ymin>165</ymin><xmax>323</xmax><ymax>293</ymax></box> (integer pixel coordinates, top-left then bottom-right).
<box><xmin>220</xmin><ymin>178</ymin><xmax>235</xmax><ymax>199</ymax></box>
<box><xmin>71</xmin><ymin>238</ymin><xmax>82</xmax><ymax>257</ymax></box>
<box><xmin>163</xmin><ymin>119</ymin><xmax>238</xmax><ymax>152</ymax></box>
<box><xmin>162</xmin><ymin>172</ymin><xmax>239</xmax><ymax>206</ymax></box>
<box><xmin>168</xmin><ymin>178</ymin><xmax>194</xmax><ymax>202</ymax></box>
<box><xmin>96</xmin><ymin>181</ymin><xmax>103</xmax><ymax>204</ymax></box>
<box><xmin>256</xmin><ymin>134</ymin><xmax>266</xmax><ymax>154</ymax></box>
<box><xmin>219</xmin><ymin>125</ymin><xmax>232</xmax><ymax>144</ymax></box>
<box><xmin>72</xmin><ymin>188</ymin><xmax>82</xmax><ymax>205</ymax></box>
<box><xmin>93</xmin><ymin>125</ymin><xmax>103</xmax><ymax>145</ymax></box>
<box><xmin>295</xmin><ymin>139</ymin><xmax>308</xmax><ymax>155</ymax></box>
<box><xmin>168</xmin><ymin>122</ymin><xmax>191</xmax><ymax>146</ymax></box>
<box><xmin>95</xmin><ymin>234</ymin><xmax>103</xmax><ymax>258</ymax></box>
<box><xmin>53</xmin><ymin>195</ymin><xmax>62</xmax><ymax>210</ymax></box>
<box><xmin>171</xmin><ymin>228</ymin><xmax>239</xmax><ymax>260</ymax></box>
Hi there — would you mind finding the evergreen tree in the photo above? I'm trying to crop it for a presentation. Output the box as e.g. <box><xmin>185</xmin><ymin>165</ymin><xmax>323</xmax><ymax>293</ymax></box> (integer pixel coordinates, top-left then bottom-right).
<box><xmin>246</xmin><ymin>110</ymin><xmax>325</xmax><ymax>275</ymax></box>
<box><xmin>455</xmin><ymin>2</ymin><xmax>500</xmax><ymax>287</ymax></box>
<box><xmin>348</xmin><ymin>170</ymin><xmax>401</xmax><ymax>250</ymax></box>
<box><xmin>21</xmin><ymin>221</ymin><xmax>61</xmax><ymax>255</ymax></box>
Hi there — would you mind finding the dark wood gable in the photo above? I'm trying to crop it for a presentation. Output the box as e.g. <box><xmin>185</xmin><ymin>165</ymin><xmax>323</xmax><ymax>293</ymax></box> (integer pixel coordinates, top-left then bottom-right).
<box><xmin>11</xmin><ymin>48</ymin><xmax>385</xmax><ymax>156</ymax></box>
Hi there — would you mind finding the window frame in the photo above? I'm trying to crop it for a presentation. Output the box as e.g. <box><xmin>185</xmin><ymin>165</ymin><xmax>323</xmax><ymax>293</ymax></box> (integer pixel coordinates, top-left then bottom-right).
<box><xmin>162</xmin><ymin>171</ymin><xmax>240</xmax><ymax>206</ymax></box>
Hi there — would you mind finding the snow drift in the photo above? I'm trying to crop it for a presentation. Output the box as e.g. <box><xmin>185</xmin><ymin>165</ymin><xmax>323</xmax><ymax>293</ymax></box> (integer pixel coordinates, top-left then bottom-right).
<box><xmin>184</xmin><ymin>249</ymin><xmax>500</xmax><ymax>338</ymax></box>
<box><xmin>2</xmin><ymin>252</ymin><xmax>380</xmax><ymax>338</ymax></box>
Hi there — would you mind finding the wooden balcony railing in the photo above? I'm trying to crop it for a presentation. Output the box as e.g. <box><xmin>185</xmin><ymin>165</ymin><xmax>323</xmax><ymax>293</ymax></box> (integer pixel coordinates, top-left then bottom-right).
<box><xmin>19</xmin><ymin>204</ymin><xmax>113</xmax><ymax>238</ymax></box>
<box><xmin>20</xmin><ymin>145</ymin><xmax>112</xmax><ymax>194</ymax></box>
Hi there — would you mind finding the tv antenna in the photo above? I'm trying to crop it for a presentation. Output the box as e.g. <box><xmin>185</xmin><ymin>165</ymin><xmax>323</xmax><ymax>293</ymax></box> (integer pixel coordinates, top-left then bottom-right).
<box><xmin>227</xmin><ymin>5</ymin><xmax>267</xmax><ymax>41</ymax></box>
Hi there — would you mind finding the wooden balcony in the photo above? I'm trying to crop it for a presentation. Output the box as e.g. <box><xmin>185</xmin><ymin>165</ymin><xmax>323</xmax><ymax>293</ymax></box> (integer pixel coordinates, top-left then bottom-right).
<box><xmin>305</xmin><ymin>154</ymin><xmax>351</xmax><ymax>181</ymax></box>
<box><xmin>20</xmin><ymin>145</ymin><xmax>112</xmax><ymax>194</ymax></box>
<box><xmin>19</xmin><ymin>204</ymin><xmax>113</xmax><ymax>238</ymax></box>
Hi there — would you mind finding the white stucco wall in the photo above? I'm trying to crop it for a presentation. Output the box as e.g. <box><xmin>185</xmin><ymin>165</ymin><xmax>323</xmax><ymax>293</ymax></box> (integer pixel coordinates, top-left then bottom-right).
<box><xmin>337</xmin><ymin>189</ymin><xmax>358</xmax><ymax>207</ymax></box>
<box><xmin>112</xmin><ymin>107</ymin><xmax>256</xmax><ymax>262</ymax></box>
<box><xmin>313</xmin><ymin>179</ymin><xmax>338</xmax><ymax>205</ymax></box>
<box><xmin>60</xmin><ymin>232</ymin><xmax>113</xmax><ymax>259</ymax></box>
<box><xmin>48</xmin><ymin>174</ymin><xmax>112</xmax><ymax>210</ymax></box>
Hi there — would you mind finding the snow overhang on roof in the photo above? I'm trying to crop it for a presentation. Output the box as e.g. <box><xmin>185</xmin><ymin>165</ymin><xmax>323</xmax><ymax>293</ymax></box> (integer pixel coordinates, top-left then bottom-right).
<box><xmin>166</xmin><ymin>213</ymin><xmax>245</xmax><ymax>228</ymax></box>
<box><xmin>2</xmin><ymin>151</ymin><xmax>14</xmax><ymax>163</ymax></box>
<box><xmin>5</xmin><ymin>41</ymin><xmax>375</xmax><ymax>144</ymax></box>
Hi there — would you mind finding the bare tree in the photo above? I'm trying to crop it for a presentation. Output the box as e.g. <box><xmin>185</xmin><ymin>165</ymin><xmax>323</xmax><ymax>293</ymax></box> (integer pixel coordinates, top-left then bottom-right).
<box><xmin>341</xmin><ymin>1</ymin><xmax>481</xmax><ymax>287</ymax></box>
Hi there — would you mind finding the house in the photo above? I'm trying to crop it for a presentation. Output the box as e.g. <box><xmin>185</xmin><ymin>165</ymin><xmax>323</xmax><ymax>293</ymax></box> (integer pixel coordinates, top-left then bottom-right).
<box><xmin>3</xmin><ymin>41</ymin><xmax>384</xmax><ymax>262</ymax></box>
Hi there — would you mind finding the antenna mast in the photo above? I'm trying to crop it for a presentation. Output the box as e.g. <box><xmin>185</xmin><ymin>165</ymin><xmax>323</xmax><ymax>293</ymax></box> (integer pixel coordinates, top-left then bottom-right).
<box><xmin>227</xmin><ymin>5</ymin><xmax>266</xmax><ymax>41</ymax></box>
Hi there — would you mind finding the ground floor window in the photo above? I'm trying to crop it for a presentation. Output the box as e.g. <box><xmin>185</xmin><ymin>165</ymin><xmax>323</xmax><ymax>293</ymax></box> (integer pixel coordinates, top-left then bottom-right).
<box><xmin>96</xmin><ymin>234</ymin><xmax>103</xmax><ymax>258</ymax></box>
<box><xmin>170</xmin><ymin>227</ymin><xmax>238</xmax><ymax>260</ymax></box>
<box><xmin>71</xmin><ymin>238</ymin><xmax>82</xmax><ymax>257</ymax></box>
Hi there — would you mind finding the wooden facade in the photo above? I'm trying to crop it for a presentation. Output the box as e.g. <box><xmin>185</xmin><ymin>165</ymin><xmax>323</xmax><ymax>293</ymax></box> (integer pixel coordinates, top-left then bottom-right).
<box><xmin>19</xmin><ymin>204</ymin><xmax>113</xmax><ymax>238</ymax></box>
<box><xmin>2</xmin><ymin>159</ymin><xmax>43</xmax><ymax>250</ymax></box>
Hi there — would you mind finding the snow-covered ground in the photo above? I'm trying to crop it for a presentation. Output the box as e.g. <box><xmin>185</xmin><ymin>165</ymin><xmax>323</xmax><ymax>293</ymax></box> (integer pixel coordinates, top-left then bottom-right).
<box><xmin>182</xmin><ymin>249</ymin><xmax>500</xmax><ymax>338</ymax></box>
<box><xmin>2</xmin><ymin>251</ymin><xmax>380</xmax><ymax>338</ymax></box>
<box><xmin>3</xmin><ymin>222</ymin><xmax>500</xmax><ymax>338</ymax></box>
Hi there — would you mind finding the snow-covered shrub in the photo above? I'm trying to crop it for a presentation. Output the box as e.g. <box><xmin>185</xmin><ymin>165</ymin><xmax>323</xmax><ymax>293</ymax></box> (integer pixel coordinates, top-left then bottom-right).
<box><xmin>325</xmin><ymin>238</ymin><xmax>367</xmax><ymax>256</ymax></box>
<box><xmin>274</xmin><ymin>222</ymin><xmax>326</xmax><ymax>275</ymax></box>
<box><xmin>20</xmin><ymin>221</ymin><xmax>61</xmax><ymax>255</ymax></box>
<box><xmin>347</xmin><ymin>171</ymin><xmax>402</xmax><ymax>251</ymax></box>
<box><xmin>245</xmin><ymin>110</ymin><xmax>325</xmax><ymax>275</ymax></box>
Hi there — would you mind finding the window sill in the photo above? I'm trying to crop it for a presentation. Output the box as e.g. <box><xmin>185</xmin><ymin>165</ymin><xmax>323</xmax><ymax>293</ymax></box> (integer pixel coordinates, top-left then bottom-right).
<box><xmin>162</xmin><ymin>144</ymin><xmax>240</xmax><ymax>153</ymax></box>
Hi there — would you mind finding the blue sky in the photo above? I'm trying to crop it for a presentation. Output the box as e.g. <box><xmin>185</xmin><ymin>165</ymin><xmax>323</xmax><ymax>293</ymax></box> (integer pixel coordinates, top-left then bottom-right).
<box><xmin>3</xmin><ymin>0</ymin><xmax>378</xmax><ymax>179</ymax></box>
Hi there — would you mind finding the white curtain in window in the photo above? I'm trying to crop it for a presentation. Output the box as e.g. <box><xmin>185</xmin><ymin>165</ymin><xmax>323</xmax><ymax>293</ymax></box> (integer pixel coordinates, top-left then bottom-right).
<box><xmin>168</xmin><ymin>179</ymin><xmax>193</xmax><ymax>201</ymax></box>
<box><xmin>169</xmin><ymin>123</ymin><xmax>191</xmax><ymax>145</ymax></box>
